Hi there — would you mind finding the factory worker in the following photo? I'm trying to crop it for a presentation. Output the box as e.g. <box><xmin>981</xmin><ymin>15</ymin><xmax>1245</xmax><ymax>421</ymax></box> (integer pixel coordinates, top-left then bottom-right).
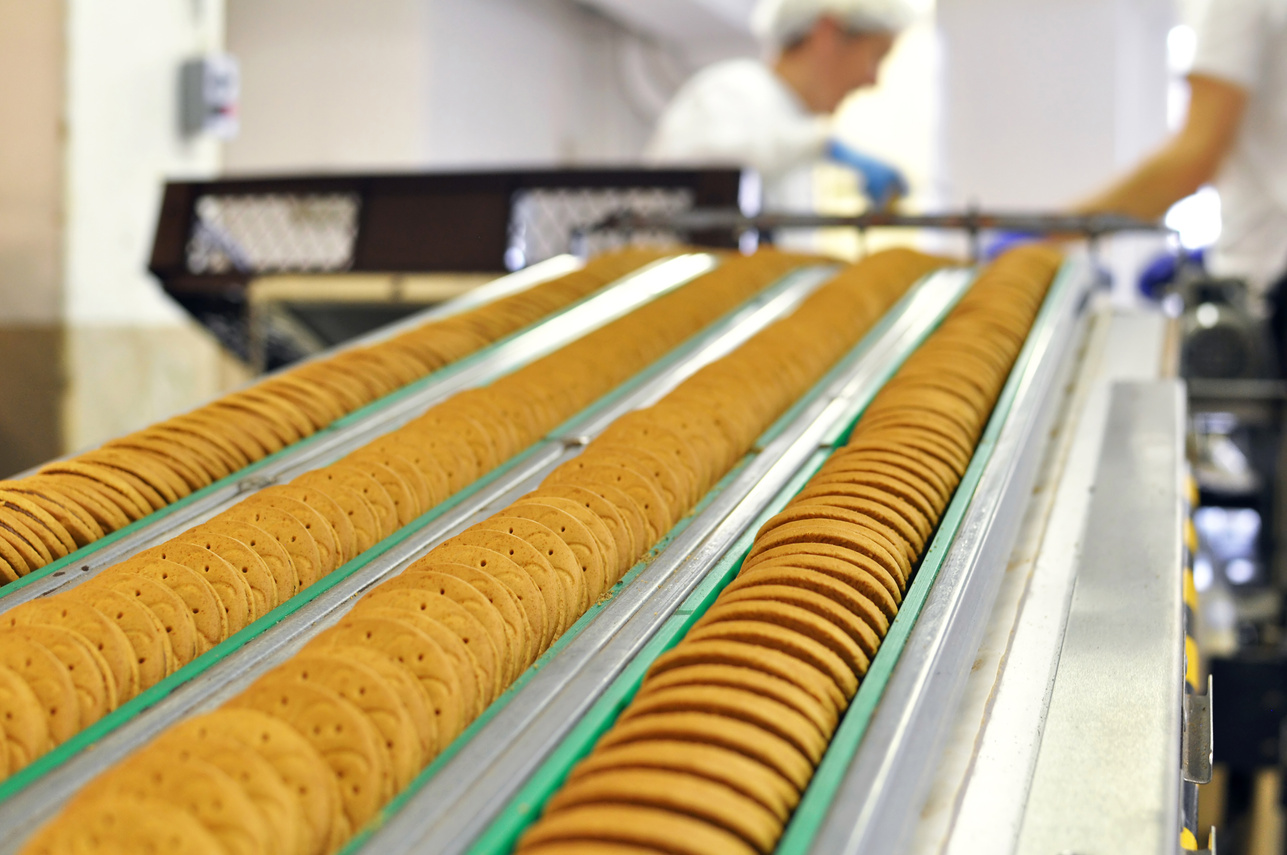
<box><xmin>646</xmin><ymin>0</ymin><xmax>915</xmax><ymax>214</ymax></box>
<box><xmin>1076</xmin><ymin>0</ymin><xmax>1287</xmax><ymax>317</ymax></box>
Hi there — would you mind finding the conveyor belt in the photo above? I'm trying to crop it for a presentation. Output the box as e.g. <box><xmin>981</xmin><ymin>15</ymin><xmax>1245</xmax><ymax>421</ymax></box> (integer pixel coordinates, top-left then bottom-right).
<box><xmin>0</xmin><ymin>254</ymin><xmax>714</xmax><ymax>612</ymax></box>
<box><xmin>0</xmin><ymin>259</ymin><xmax>848</xmax><ymax>849</ymax></box>
<box><xmin>8</xmin><ymin>251</ymin><xmax>1177</xmax><ymax>855</ymax></box>
<box><xmin>349</xmin><ymin>267</ymin><xmax>978</xmax><ymax>855</ymax></box>
<box><xmin>415</xmin><ymin>259</ymin><xmax>1091</xmax><ymax>855</ymax></box>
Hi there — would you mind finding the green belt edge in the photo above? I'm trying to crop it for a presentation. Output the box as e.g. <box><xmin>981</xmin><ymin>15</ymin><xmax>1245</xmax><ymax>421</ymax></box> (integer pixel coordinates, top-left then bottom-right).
<box><xmin>457</xmin><ymin>264</ymin><xmax>994</xmax><ymax>855</ymax></box>
<box><xmin>0</xmin><ymin>259</ymin><xmax>815</xmax><ymax>805</ymax></box>
<box><xmin>463</xmin><ymin>257</ymin><xmax>1076</xmax><ymax>855</ymax></box>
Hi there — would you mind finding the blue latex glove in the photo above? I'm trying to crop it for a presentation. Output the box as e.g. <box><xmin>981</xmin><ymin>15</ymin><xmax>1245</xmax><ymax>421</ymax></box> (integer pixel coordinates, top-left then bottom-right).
<box><xmin>982</xmin><ymin>230</ymin><xmax>1039</xmax><ymax>260</ymax></box>
<box><xmin>827</xmin><ymin>139</ymin><xmax>908</xmax><ymax>209</ymax></box>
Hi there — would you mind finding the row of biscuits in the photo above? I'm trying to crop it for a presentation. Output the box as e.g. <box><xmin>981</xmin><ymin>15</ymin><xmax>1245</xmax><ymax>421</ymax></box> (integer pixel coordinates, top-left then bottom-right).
<box><xmin>0</xmin><ymin>249</ymin><xmax>671</xmax><ymax>584</ymax></box>
<box><xmin>19</xmin><ymin>248</ymin><xmax>948</xmax><ymax>855</ymax></box>
<box><xmin>0</xmin><ymin>249</ymin><xmax>807</xmax><ymax>786</ymax></box>
<box><xmin>514</xmin><ymin>245</ymin><xmax>1065</xmax><ymax>855</ymax></box>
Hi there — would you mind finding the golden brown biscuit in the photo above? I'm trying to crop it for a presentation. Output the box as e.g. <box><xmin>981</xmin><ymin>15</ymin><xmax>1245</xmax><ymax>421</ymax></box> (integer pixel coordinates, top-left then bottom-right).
<box><xmin>168</xmin><ymin>709</ymin><xmax>340</xmax><ymax>855</ymax></box>
<box><xmin>113</xmin><ymin>557</ymin><xmax>228</xmax><ymax>655</ymax></box>
<box><xmin>197</xmin><ymin>519</ymin><xmax>298</xmax><ymax>607</ymax></box>
<box><xmin>0</xmin><ymin>664</ymin><xmax>51</xmax><ymax>771</ymax></box>
<box><xmin>518</xmin><ymin>803</ymin><xmax>756</xmax><ymax>855</ymax></box>
<box><xmin>314</xmin><ymin>612</ymin><xmax>466</xmax><ymax>741</ymax></box>
<box><xmin>137</xmin><ymin>540</ymin><xmax>255</xmax><ymax>631</ymax></box>
<box><xmin>544</xmin><ymin>768</ymin><xmax>782</xmax><ymax>853</ymax></box>
<box><xmin>93</xmin><ymin>571</ymin><xmax>200</xmax><ymax>668</ymax></box>
<box><xmin>567</xmin><ymin>739</ymin><xmax>798</xmax><ymax>822</ymax></box>
<box><xmin>175</xmin><ymin>529</ymin><xmax>280</xmax><ymax>618</ymax></box>
<box><xmin>228</xmin><ymin>678</ymin><xmax>388</xmax><ymax>831</ymax></box>
<box><xmin>24</xmin><ymin>796</ymin><xmax>225</xmax><ymax>855</ymax></box>
<box><xmin>0</xmin><ymin>635</ymin><xmax>79</xmax><ymax>745</ymax></box>
<box><xmin>3</xmin><ymin>598</ymin><xmax>140</xmax><ymax>705</ymax></box>
<box><xmin>72</xmin><ymin>586</ymin><xmax>172</xmax><ymax>689</ymax></box>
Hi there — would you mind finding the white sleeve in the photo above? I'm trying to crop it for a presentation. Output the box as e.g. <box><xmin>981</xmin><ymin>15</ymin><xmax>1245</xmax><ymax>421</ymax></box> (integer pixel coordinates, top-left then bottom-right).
<box><xmin>1191</xmin><ymin>0</ymin><xmax>1268</xmax><ymax>89</ymax></box>
<box><xmin>645</xmin><ymin>67</ymin><xmax>830</xmax><ymax>177</ymax></box>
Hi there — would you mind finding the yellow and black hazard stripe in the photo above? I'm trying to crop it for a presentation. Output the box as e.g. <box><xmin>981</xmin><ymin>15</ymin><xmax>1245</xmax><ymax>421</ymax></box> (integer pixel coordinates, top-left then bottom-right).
<box><xmin>1181</xmin><ymin>474</ymin><xmax>1201</xmax><ymax>850</ymax></box>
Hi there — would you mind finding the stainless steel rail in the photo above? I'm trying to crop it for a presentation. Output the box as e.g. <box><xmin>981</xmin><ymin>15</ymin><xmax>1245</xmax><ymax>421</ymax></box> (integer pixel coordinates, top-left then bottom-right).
<box><xmin>805</xmin><ymin>258</ymin><xmax>1096</xmax><ymax>855</ymax></box>
<box><xmin>6</xmin><ymin>256</ymin><xmax>583</xmax><ymax>483</ymax></box>
<box><xmin>0</xmin><ymin>254</ymin><xmax>716</xmax><ymax>612</ymax></box>
<box><xmin>0</xmin><ymin>262</ymin><xmax>842</xmax><ymax>852</ymax></box>
<box><xmin>1015</xmin><ymin>380</ymin><xmax>1185</xmax><ymax>854</ymax></box>
<box><xmin>357</xmin><ymin>269</ymin><xmax>977</xmax><ymax>855</ymax></box>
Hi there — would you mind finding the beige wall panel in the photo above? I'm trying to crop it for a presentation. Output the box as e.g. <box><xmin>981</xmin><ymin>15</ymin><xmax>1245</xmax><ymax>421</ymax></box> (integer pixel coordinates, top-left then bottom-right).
<box><xmin>0</xmin><ymin>327</ymin><xmax>64</xmax><ymax>477</ymax></box>
<box><xmin>62</xmin><ymin>322</ymin><xmax>251</xmax><ymax>455</ymax></box>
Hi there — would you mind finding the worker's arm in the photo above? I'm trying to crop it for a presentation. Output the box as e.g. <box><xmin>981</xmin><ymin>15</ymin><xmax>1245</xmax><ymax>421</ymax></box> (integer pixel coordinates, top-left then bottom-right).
<box><xmin>1074</xmin><ymin>74</ymin><xmax>1249</xmax><ymax>220</ymax></box>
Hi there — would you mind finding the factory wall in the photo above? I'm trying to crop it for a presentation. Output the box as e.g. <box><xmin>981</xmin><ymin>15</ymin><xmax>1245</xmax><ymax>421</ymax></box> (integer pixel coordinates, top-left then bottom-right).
<box><xmin>0</xmin><ymin>0</ymin><xmax>66</xmax><ymax>474</ymax></box>
<box><xmin>225</xmin><ymin>0</ymin><xmax>652</xmax><ymax>172</ymax></box>
<box><xmin>0</xmin><ymin>0</ymin><xmax>249</xmax><ymax>477</ymax></box>
<box><xmin>61</xmin><ymin>0</ymin><xmax>249</xmax><ymax>458</ymax></box>
<box><xmin>937</xmin><ymin>0</ymin><xmax>1173</xmax><ymax>286</ymax></box>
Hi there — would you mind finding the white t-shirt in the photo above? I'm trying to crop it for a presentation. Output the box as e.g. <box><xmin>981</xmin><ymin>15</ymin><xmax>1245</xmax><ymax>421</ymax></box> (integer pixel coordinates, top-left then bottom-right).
<box><xmin>645</xmin><ymin>59</ymin><xmax>831</xmax><ymax>215</ymax></box>
<box><xmin>1192</xmin><ymin>0</ymin><xmax>1287</xmax><ymax>291</ymax></box>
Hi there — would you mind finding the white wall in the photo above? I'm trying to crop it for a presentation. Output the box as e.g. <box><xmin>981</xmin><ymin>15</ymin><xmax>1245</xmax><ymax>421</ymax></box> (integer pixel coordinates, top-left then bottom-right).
<box><xmin>62</xmin><ymin>0</ymin><xmax>251</xmax><ymax>452</ymax></box>
<box><xmin>226</xmin><ymin>0</ymin><xmax>427</xmax><ymax>172</ymax></box>
<box><xmin>64</xmin><ymin>0</ymin><xmax>225</xmax><ymax>325</ymax></box>
<box><xmin>226</xmin><ymin>0</ymin><xmax>653</xmax><ymax>173</ymax></box>
<box><xmin>0</xmin><ymin>0</ymin><xmax>65</xmax><ymax>324</ymax></box>
<box><xmin>936</xmin><ymin>0</ymin><xmax>1171</xmax><ymax>209</ymax></box>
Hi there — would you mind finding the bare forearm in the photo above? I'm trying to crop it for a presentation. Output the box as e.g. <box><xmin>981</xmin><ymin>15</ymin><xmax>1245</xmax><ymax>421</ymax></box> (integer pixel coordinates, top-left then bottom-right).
<box><xmin>1073</xmin><ymin>75</ymin><xmax>1246</xmax><ymax>221</ymax></box>
<box><xmin>1074</xmin><ymin>142</ymin><xmax>1215</xmax><ymax>220</ymax></box>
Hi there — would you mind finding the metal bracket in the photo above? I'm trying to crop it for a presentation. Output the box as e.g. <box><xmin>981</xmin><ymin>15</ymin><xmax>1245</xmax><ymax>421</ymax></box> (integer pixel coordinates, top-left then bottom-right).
<box><xmin>1183</xmin><ymin>675</ymin><xmax>1214</xmax><ymax>784</ymax></box>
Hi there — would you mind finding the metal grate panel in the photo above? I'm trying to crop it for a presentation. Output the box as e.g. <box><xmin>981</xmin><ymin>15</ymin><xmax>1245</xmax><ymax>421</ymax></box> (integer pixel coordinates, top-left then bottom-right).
<box><xmin>185</xmin><ymin>192</ymin><xmax>361</xmax><ymax>274</ymax></box>
<box><xmin>506</xmin><ymin>186</ymin><xmax>692</xmax><ymax>269</ymax></box>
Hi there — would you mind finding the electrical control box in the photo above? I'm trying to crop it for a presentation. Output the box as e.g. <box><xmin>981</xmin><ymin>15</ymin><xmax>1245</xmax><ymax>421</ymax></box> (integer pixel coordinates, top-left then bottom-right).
<box><xmin>180</xmin><ymin>54</ymin><xmax>240</xmax><ymax>139</ymax></box>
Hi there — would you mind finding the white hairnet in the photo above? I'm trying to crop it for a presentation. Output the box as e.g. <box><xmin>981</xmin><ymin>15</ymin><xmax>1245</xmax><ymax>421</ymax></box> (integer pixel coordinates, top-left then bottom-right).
<box><xmin>752</xmin><ymin>0</ymin><xmax>917</xmax><ymax>47</ymax></box>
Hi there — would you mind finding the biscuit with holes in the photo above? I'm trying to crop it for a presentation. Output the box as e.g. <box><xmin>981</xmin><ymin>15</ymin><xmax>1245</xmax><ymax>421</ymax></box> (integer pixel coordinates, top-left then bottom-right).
<box><xmin>266</xmin><ymin>654</ymin><xmax>421</xmax><ymax>793</ymax></box>
<box><xmin>3</xmin><ymin>598</ymin><xmax>140</xmax><ymax>705</ymax></box>
<box><xmin>426</xmin><ymin>540</ymin><xmax>547</xmax><ymax>652</ymax></box>
<box><xmin>296</xmin><ymin>466</ymin><xmax>398</xmax><ymax>542</ymax></box>
<box><xmin>566</xmin><ymin>740</ymin><xmax>797</xmax><ymax>823</ymax></box>
<box><xmin>137</xmin><ymin>541</ymin><xmax>255</xmax><ymax>631</ymax></box>
<box><xmin>4</xmin><ymin>624</ymin><xmax>117</xmax><ymax>726</ymax></box>
<box><xmin>361</xmin><ymin>574</ymin><xmax>512</xmax><ymax>691</ymax></box>
<box><xmin>505</xmin><ymin>500</ymin><xmax>608</xmax><ymax>606</ymax></box>
<box><xmin>352</xmin><ymin>591</ymin><xmax>496</xmax><ymax>716</ymax></box>
<box><xmin>74</xmin><ymin>752</ymin><xmax>272</xmax><ymax>855</ymax></box>
<box><xmin>24</xmin><ymin>796</ymin><xmax>224</xmax><ymax>855</ymax></box>
<box><xmin>0</xmin><ymin>664</ymin><xmax>51</xmax><ymax>771</ymax></box>
<box><xmin>440</xmin><ymin>528</ymin><xmax>563</xmax><ymax>648</ymax></box>
<box><xmin>474</xmin><ymin>516</ymin><xmax>585</xmax><ymax>618</ymax></box>
<box><xmin>113</xmin><ymin>557</ymin><xmax>227</xmax><ymax>655</ymax></box>
<box><xmin>518</xmin><ymin>802</ymin><xmax>755</xmax><ymax>855</ymax></box>
<box><xmin>72</xmin><ymin>586</ymin><xmax>172</xmax><ymax>688</ymax></box>
<box><xmin>196</xmin><ymin>519</ymin><xmax>298</xmax><ymax>606</ymax></box>
<box><xmin>310</xmin><ymin>613</ymin><xmax>465</xmax><ymax>744</ymax></box>
<box><xmin>0</xmin><ymin>635</ymin><xmax>78</xmax><ymax>745</ymax></box>
<box><xmin>524</xmin><ymin>495</ymin><xmax>621</xmax><ymax>591</ymax></box>
<box><xmin>167</xmin><ymin>709</ymin><xmax>340</xmax><ymax>855</ymax></box>
<box><xmin>240</xmin><ymin>491</ymin><xmax>341</xmax><ymax>576</ymax></box>
<box><xmin>148</xmin><ymin>729</ymin><xmax>304</xmax><ymax>855</ymax></box>
<box><xmin>175</xmin><ymin>529</ymin><xmax>279</xmax><ymax>618</ymax></box>
<box><xmin>228</xmin><ymin>679</ymin><xmax>387</xmax><ymax>831</ymax></box>
<box><xmin>222</xmin><ymin>504</ymin><xmax>325</xmax><ymax>589</ymax></box>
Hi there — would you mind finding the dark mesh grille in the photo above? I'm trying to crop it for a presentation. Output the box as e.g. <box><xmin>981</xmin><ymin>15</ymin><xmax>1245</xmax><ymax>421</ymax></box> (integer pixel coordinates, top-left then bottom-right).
<box><xmin>185</xmin><ymin>193</ymin><xmax>361</xmax><ymax>274</ymax></box>
<box><xmin>506</xmin><ymin>186</ymin><xmax>692</xmax><ymax>269</ymax></box>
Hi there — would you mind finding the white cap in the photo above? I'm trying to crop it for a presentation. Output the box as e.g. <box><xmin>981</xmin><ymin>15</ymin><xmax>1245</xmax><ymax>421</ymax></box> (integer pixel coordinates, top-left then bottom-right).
<box><xmin>752</xmin><ymin>0</ymin><xmax>917</xmax><ymax>47</ymax></box>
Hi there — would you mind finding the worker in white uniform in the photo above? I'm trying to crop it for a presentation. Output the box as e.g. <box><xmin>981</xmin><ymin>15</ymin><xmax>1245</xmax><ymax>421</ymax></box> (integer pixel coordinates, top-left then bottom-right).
<box><xmin>646</xmin><ymin>0</ymin><xmax>915</xmax><ymax>217</ymax></box>
<box><xmin>1077</xmin><ymin>0</ymin><xmax>1287</xmax><ymax>339</ymax></box>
